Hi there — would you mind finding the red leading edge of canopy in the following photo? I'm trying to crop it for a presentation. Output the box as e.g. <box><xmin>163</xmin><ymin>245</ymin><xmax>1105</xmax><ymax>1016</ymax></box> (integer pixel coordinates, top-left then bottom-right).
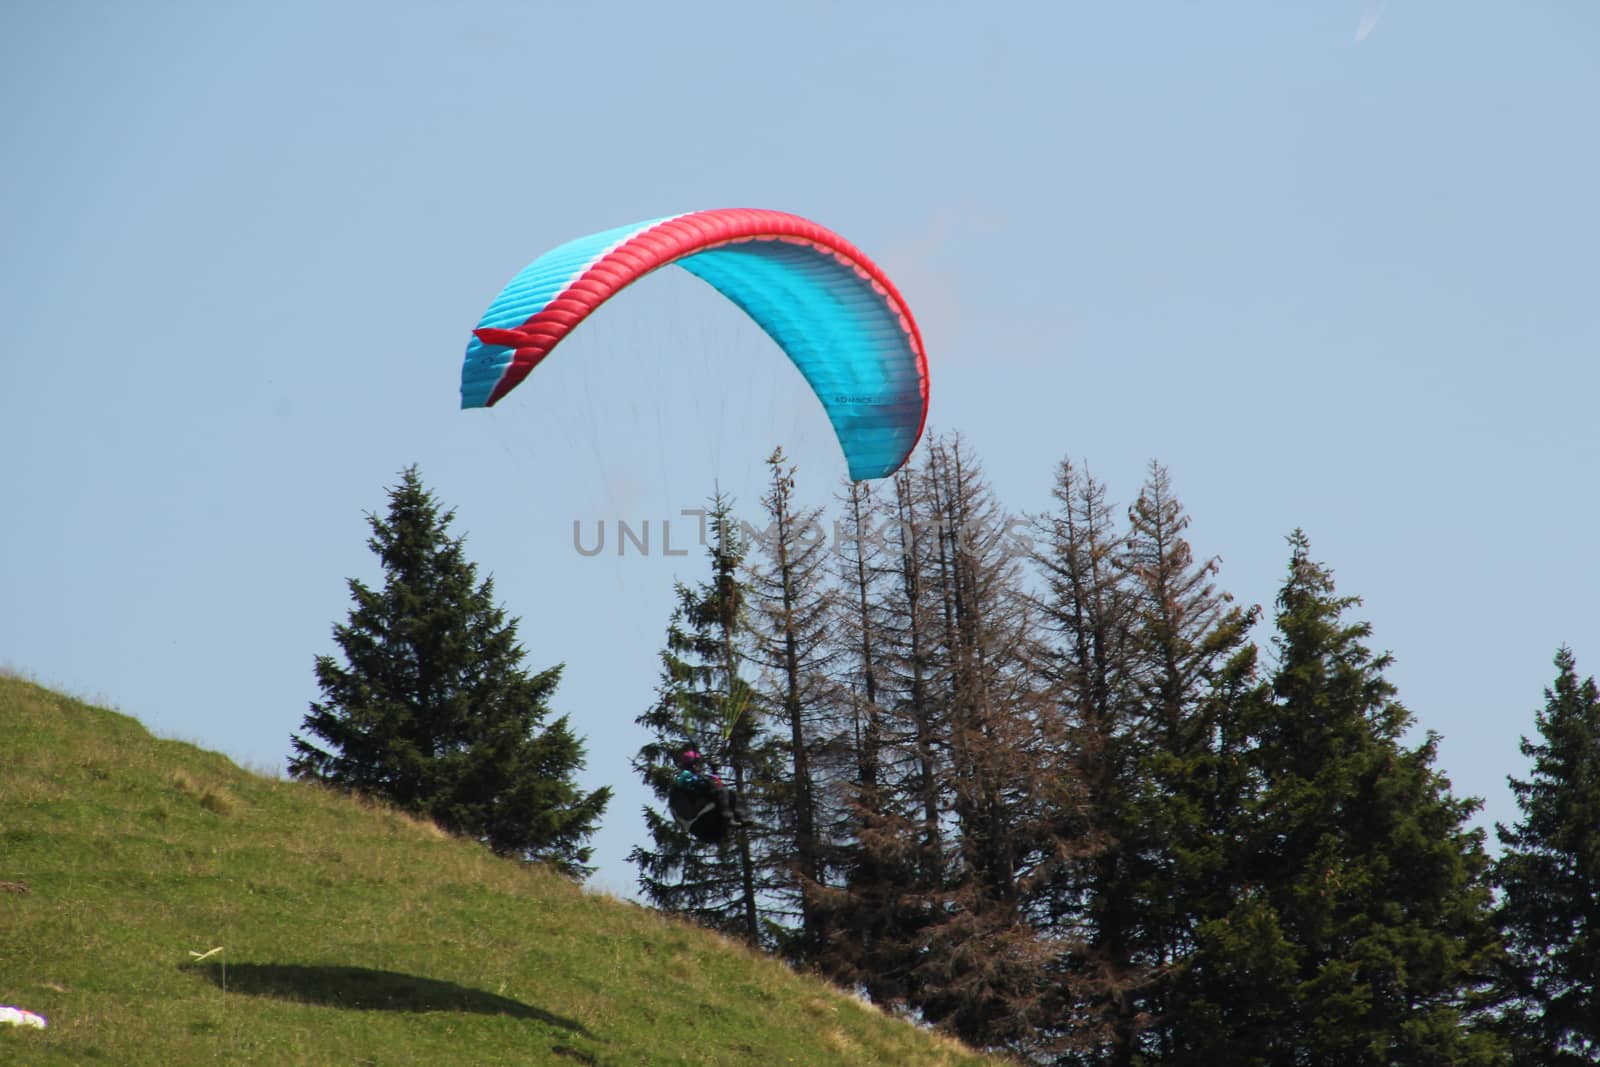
<box><xmin>472</xmin><ymin>209</ymin><xmax>929</xmax><ymax>450</ymax></box>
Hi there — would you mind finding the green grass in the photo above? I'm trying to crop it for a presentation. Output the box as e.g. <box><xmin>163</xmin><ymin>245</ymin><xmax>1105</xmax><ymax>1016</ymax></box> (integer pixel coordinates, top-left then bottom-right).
<box><xmin>0</xmin><ymin>674</ymin><xmax>995</xmax><ymax>1066</ymax></box>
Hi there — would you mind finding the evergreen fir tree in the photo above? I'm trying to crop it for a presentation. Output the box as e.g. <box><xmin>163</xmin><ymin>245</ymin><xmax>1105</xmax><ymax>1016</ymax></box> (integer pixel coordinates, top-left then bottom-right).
<box><xmin>745</xmin><ymin>448</ymin><xmax>843</xmax><ymax>963</ymax></box>
<box><xmin>905</xmin><ymin>435</ymin><xmax>1058</xmax><ymax>1052</ymax></box>
<box><xmin>832</xmin><ymin>478</ymin><xmax>889</xmax><ymax>805</ymax></box>
<box><xmin>1494</xmin><ymin>646</ymin><xmax>1600</xmax><ymax>1065</ymax></box>
<box><xmin>289</xmin><ymin>466</ymin><xmax>609</xmax><ymax>877</ymax></box>
<box><xmin>628</xmin><ymin>493</ymin><xmax>782</xmax><ymax>946</ymax></box>
<box><xmin>814</xmin><ymin>437</ymin><xmax>1054</xmax><ymax>1042</ymax></box>
<box><xmin>1120</xmin><ymin>462</ymin><xmax>1260</xmax><ymax>1063</ymax></box>
<box><xmin>1184</xmin><ymin>531</ymin><xmax>1504</xmax><ymax>1065</ymax></box>
<box><xmin>810</xmin><ymin>475</ymin><xmax>939</xmax><ymax>1007</ymax></box>
<box><xmin>881</xmin><ymin>459</ymin><xmax>950</xmax><ymax>884</ymax></box>
<box><xmin>1027</xmin><ymin>458</ymin><xmax>1147</xmax><ymax>1064</ymax></box>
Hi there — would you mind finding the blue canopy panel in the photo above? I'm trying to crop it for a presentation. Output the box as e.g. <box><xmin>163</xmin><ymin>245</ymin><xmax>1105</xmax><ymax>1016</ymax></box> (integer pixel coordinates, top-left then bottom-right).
<box><xmin>676</xmin><ymin>240</ymin><xmax>924</xmax><ymax>481</ymax></box>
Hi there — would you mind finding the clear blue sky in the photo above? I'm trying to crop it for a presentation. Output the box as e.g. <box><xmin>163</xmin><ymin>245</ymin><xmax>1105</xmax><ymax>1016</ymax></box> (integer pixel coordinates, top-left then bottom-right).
<box><xmin>4</xmin><ymin>1</ymin><xmax>1596</xmax><ymax>896</ymax></box>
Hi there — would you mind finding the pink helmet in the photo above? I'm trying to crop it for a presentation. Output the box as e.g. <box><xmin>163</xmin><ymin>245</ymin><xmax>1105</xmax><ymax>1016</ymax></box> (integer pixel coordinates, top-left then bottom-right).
<box><xmin>677</xmin><ymin>749</ymin><xmax>703</xmax><ymax>770</ymax></box>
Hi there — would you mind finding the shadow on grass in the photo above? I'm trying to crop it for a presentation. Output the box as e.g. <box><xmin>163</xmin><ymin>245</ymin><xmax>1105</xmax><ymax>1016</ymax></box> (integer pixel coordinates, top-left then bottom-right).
<box><xmin>185</xmin><ymin>962</ymin><xmax>591</xmax><ymax>1036</ymax></box>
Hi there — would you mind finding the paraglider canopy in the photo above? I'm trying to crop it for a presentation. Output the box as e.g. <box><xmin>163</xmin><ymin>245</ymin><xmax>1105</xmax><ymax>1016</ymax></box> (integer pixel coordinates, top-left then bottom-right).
<box><xmin>460</xmin><ymin>209</ymin><xmax>930</xmax><ymax>481</ymax></box>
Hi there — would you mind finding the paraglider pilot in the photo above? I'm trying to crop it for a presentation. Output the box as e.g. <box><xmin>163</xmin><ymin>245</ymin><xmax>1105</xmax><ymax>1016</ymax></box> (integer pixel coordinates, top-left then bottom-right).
<box><xmin>669</xmin><ymin>749</ymin><xmax>746</xmax><ymax>843</ymax></box>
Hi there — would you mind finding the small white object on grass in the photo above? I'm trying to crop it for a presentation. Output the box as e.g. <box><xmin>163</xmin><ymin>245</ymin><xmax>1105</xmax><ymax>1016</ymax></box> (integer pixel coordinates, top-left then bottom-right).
<box><xmin>189</xmin><ymin>947</ymin><xmax>224</xmax><ymax>962</ymax></box>
<box><xmin>0</xmin><ymin>1006</ymin><xmax>47</xmax><ymax>1029</ymax></box>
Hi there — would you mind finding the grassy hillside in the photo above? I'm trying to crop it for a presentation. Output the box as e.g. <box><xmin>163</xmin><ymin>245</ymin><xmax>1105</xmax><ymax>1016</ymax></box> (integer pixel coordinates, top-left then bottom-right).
<box><xmin>0</xmin><ymin>675</ymin><xmax>993</xmax><ymax>1066</ymax></box>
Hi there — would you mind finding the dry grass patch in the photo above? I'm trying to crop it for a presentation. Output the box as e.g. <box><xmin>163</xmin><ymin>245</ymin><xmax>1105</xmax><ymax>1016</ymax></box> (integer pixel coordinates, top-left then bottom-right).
<box><xmin>198</xmin><ymin>788</ymin><xmax>234</xmax><ymax>816</ymax></box>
